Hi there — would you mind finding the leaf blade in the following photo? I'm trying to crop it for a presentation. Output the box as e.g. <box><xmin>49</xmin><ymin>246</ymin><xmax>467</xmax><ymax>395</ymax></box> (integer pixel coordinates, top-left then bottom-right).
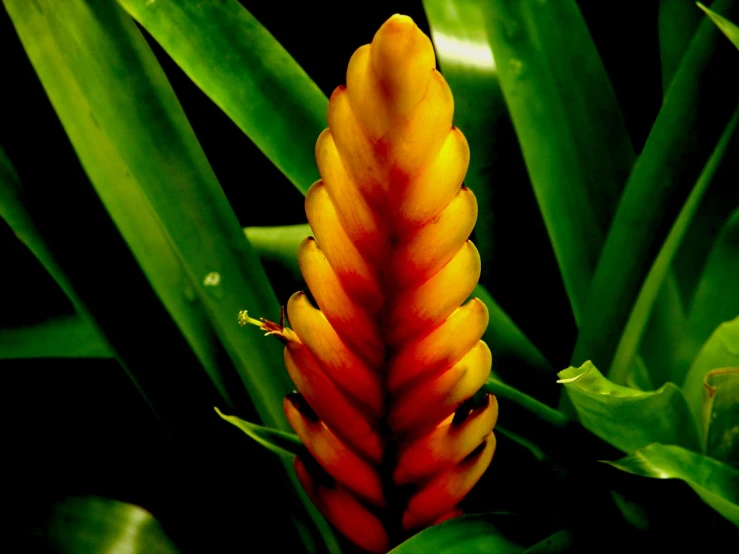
<box><xmin>606</xmin><ymin>443</ymin><xmax>739</xmax><ymax>525</ymax></box>
<box><xmin>558</xmin><ymin>362</ymin><xmax>700</xmax><ymax>453</ymax></box>
<box><xmin>117</xmin><ymin>0</ymin><xmax>327</xmax><ymax>194</ymax></box>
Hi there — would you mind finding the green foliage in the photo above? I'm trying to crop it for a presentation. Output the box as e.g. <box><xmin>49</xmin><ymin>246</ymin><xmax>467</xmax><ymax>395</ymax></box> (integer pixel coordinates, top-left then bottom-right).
<box><xmin>4</xmin><ymin>0</ymin><xmax>739</xmax><ymax>551</ymax></box>
<box><xmin>37</xmin><ymin>496</ymin><xmax>179</xmax><ymax>554</ymax></box>
<box><xmin>607</xmin><ymin>444</ymin><xmax>739</xmax><ymax>525</ymax></box>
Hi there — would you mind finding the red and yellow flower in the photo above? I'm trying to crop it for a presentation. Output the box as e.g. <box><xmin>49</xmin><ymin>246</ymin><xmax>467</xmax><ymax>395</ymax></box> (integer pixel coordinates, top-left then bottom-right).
<box><xmin>249</xmin><ymin>14</ymin><xmax>496</xmax><ymax>552</ymax></box>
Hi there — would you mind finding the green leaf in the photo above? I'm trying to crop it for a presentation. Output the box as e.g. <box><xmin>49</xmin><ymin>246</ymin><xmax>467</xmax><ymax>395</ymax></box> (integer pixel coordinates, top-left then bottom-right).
<box><xmin>117</xmin><ymin>0</ymin><xmax>327</xmax><ymax>195</ymax></box>
<box><xmin>4</xmin><ymin>3</ymin><xmax>338</xmax><ymax>550</ymax></box>
<box><xmin>421</xmin><ymin>0</ymin><xmax>506</xmax><ymax>283</ymax></box>
<box><xmin>0</xmin><ymin>315</ymin><xmax>112</xmax><ymax>359</ymax></box>
<box><xmin>557</xmin><ymin>362</ymin><xmax>700</xmax><ymax>453</ymax></box>
<box><xmin>389</xmin><ymin>514</ymin><xmax>529</xmax><ymax>553</ymax></box>
<box><xmin>4</xmin><ymin>0</ymin><xmax>293</xmax><ymax>424</ymax></box>
<box><xmin>699</xmin><ymin>1</ymin><xmax>739</xmax><ymax>49</ymax></box>
<box><xmin>683</xmin><ymin>317</ymin><xmax>739</xmax><ymax>429</ymax></box>
<box><xmin>606</xmin><ymin>443</ymin><xmax>739</xmax><ymax>526</ymax></box>
<box><xmin>572</xmin><ymin>0</ymin><xmax>739</xmax><ymax>370</ymax></box>
<box><xmin>659</xmin><ymin>0</ymin><xmax>703</xmax><ymax>91</ymax></box>
<box><xmin>480</xmin><ymin>0</ymin><xmax>635</xmax><ymax>322</ymax></box>
<box><xmin>215</xmin><ymin>407</ymin><xmax>302</xmax><ymax>461</ymax></box>
<box><xmin>0</xmin><ymin>145</ymin><xmax>111</xmax><ymax>356</ymax></box>
<box><xmin>244</xmin><ymin>224</ymin><xmax>309</xmax><ymax>281</ymax></box>
<box><xmin>608</xmin><ymin>108</ymin><xmax>739</xmax><ymax>385</ymax></box>
<box><xmin>39</xmin><ymin>496</ymin><xmax>179</xmax><ymax>553</ymax></box>
<box><xmin>485</xmin><ymin>377</ymin><xmax>568</xmax><ymax>429</ymax></box>
<box><xmin>702</xmin><ymin>369</ymin><xmax>739</xmax><ymax>465</ymax></box>
<box><xmin>687</xmin><ymin>208</ymin><xmax>739</xmax><ymax>349</ymax></box>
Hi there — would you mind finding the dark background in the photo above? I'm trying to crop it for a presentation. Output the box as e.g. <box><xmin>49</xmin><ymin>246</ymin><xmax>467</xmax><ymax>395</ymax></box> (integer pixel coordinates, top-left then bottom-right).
<box><xmin>1</xmin><ymin>0</ymin><xmax>670</xmax><ymax>552</ymax></box>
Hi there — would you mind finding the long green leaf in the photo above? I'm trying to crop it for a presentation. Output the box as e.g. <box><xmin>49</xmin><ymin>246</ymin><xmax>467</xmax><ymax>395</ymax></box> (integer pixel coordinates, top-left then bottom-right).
<box><xmin>699</xmin><ymin>1</ymin><xmax>739</xmax><ymax>48</ymax></box>
<box><xmin>0</xmin><ymin>315</ymin><xmax>112</xmax><ymax>358</ymax></box>
<box><xmin>117</xmin><ymin>0</ymin><xmax>327</xmax><ymax>195</ymax></box>
<box><xmin>558</xmin><ymin>362</ymin><xmax>700</xmax><ymax>453</ymax></box>
<box><xmin>480</xmin><ymin>0</ymin><xmax>635</xmax><ymax>322</ymax></box>
<box><xmin>37</xmin><ymin>496</ymin><xmax>179</xmax><ymax>553</ymax></box>
<box><xmin>606</xmin><ymin>443</ymin><xmax>739</xmax><ymax>526</ymax></box>
<box><xmin>659</xmin><ymin>0</ymin><xmax>703</xmax><ymax>91</ymax></box>
<box><xmin>609</xmin><ymin>109</ymin><xmax>739</xmax><ymax>384</ymax></box>
<box><xmin>0</xmin><ymin>145</ymin><xmax>111</xmax><ymax>356</ymax></box>
<box><xmin>682</xmin><ymin>316</ymin><xmax>739</xmax><ymax>427</ymax></box>
<box><xmin>215</xmin><ymin>408</ymin><xmax>302</xmax><ymax>461</ymax></box>
<box><xmin>244</xmin><ymin>224</ymin><xmax>308</xmax><ymax>281</ymax></box>
<box><xmin>4</xmin><ymin>2</ymin><xmax>336</xmax><ymax>550</ymax></box>
<box><xmin>421</xmin><ymin>0</ymin><xmax>505</xmax><ymax>283</ymax></box>
<box><xmin>572</xmin><ymin>0</ymin><xmax>739</xmax><ymax>370</ymax></box>
<box><xmin>686</xmin><ymin>208</ymin><xmax>739</xmax><ymax>348</ymax></box>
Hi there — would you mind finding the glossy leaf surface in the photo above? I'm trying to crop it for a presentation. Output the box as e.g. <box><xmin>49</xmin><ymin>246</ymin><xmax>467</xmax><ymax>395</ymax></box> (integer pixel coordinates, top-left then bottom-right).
<box><xmin>39</xmin><ymin>496</ymin><xmax>179</xmax><ymax>554</ymax></box>
<box><xmin>699</xmin><ymin>1</ymin><xmax>739</xmax><ymax>48</ymax></box>
<box><xmin>558</xmin><ymin>362</ymin><xmax>700</xmax><ymax>453</ymax></box>
<box><xmin>607</xmin><ymin>443</ymin><xmax>739</xmax><ymax>525</ymax></box>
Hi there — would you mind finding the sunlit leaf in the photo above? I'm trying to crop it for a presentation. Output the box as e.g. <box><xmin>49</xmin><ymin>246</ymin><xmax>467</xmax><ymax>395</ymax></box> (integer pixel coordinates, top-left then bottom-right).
<box><xmin>0</xmin><ymin>315</ymin><xmax>112</xmax><ymax>359</ymax></box>
<box><xmin>421</xmin><ymin>0</ymin><xmax>508</xmax><ymax>283</ymax></box>
<box><xmin>215</xmin><ymin>407</ymin><xmax>302</xmax><ymax>461</ymax></box>
<box><xmin>118</xmin><ymin>0</ymin><xmax>327</xmax><ymax>194</ymax></box>
<box><xmin>699</xmin><ymin>1</ymin><xmax>739</xmax><ymax>49</ymax></box>
<box><xmin>480</xmin><ymin>0</ymin><xmax>635</xmax><ymax>322</ymax></box>
<box><xmin>38</xmin><ymin>496</ymin><xmax>179</xmax><ymax>554</ymax></box>
<box><xmin>606</xmin><ymin>443</ymin><xmax>739</xmax><ymax>525</ymax></box>
<box><xmin>558</xmin><ymin>362</ymin><xmax>700</xmax><ymax>453</ymax></box>
<box><xmin>572</xmin><ymin>0</ymin><xmax>739</xmax><ymax>371</ymax></box>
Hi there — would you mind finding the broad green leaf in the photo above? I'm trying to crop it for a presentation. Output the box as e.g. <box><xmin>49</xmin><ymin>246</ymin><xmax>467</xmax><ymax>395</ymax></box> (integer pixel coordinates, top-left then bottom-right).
<box><xmin>118</xmin><ymin>0</ymin><xmax>327</xmax><ymax>195</ymax></box>
<box><xmin>687</xmin><ymin>208</ymin><xmax>739</xmax><ymax>349</ymax></box>
<box><xmin>480</xmin><ymin>0</ymin><xmax>635</xmax><ymax>322</ymax></box>
<box><xmin>606</xmin><ymin>443</ymin><xmax>739</xmax><ymax>525</ymax></box>
<box><xmin>699</xmin><ymin>1</ymin><xmax>739</xmax><ymax>48</ymax></box>
<box><xmin>609</xmin><ymin>109</ymin><xmax>739</xmax><ymax>384</ymax></box>
<box><xmin>0</xmin><ymin>315</ymin><xmax>112</xmax><ymax>358</ymax></box>
<box><xmin>4</xmin><ymin>2</ymin><xmax>337</xmax><ymax>550</ymax></box>
<box><xmin>702</xmin><ymin>369</ymin><xmax>739</xmax><ymax>465</ymax></box>
<box><xmin>389</xmin><ymin>514</ymin><xmax>530</xmax><ymax>553</ymax></box>
<box><xmin>557</xmin><ymin>362</ymin><xmax>700</xmax><ymax>452</ymax></box>
<box><xmin>421</xmin><ymin>0</ymin><xmax>506</xmax><ymax>283</ymax></box>
<box><xmin>683</xmin><ymin>317</ymin><xmax>739</xmax><ymax>427</ymax></box>
<box><xmin>659</xmin><ymin>0</ymin><xmax>703</xmax><ymax>91</ymax></box>
<box><xmin>215</xmin><ymin>407</ymin><xmax>302</xmax><ymax>461</ymax></box>
<box><xmin>572</xmin><ymin>0</ymin><xmax>739</xmax><ymax>370</ymax></box>
<box><xmin>40</xmin><ymin>496</ymin><xmax>179</xmax><ymax>553</ymax></box>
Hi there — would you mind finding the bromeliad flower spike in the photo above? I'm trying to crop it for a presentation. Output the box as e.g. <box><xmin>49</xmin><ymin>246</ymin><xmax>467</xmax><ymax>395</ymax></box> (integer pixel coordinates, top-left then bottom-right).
<box><xmin>248</xmin><ymin>14</ymin><xmax>497</xmax><ymax>552</ymax></box>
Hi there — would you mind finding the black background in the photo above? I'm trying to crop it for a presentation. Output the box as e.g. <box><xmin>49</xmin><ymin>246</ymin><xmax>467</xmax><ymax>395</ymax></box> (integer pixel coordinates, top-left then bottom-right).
<box><xmin>1</xmin><ymin>1</ymin><xmax>685</xmax><ymax>552</ymax></box>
